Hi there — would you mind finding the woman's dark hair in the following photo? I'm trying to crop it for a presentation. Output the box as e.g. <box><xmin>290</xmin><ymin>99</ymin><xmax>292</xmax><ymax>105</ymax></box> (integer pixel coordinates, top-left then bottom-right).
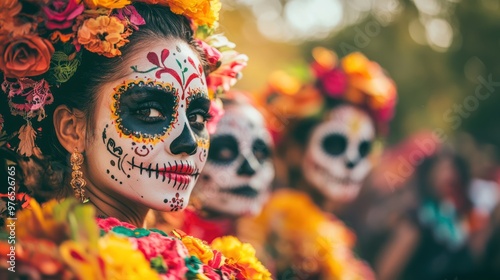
<box><xmin>0</xmin><ymin>3</ymin><xmax>208</xmax><ymax>202</ymax></box>
<box><xmin>415</xmin><ymin>150</ymin><xmax>473</xmax><ymax>214</ymax></box>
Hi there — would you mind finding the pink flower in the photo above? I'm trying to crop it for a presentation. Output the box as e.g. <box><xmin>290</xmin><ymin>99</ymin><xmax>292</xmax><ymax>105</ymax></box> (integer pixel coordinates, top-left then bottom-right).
<box><xmin>97</xmin><ymin>217</ymin><xmax>136</xmax><ymax>232</ymax></box>
<box><xmin>320</xmin><ymin>68</ymin><xmax>348</xmax><ymax>97</ymax></box>
<box><xmin>203</xmin><ymin>265</ymin><xmax>222</xmax><ymax>280</ymax></box>
<box><xmin>196</xmin><ymin>39</ymin><xmax>221</xmax><ymax>69</ymax></box>
<box><xmin>114</xmin><ymin>5</ymin><xmax>145</xmax><ymax>30</ymax></box>
<box><xmin>206</xmin><ymin>50</ymin><xmax>248</xmax><ymax>94</ymax></box>
<box><xmin>133</xmin><ymin>232</ymin><xmax>189</xmax><ymax>279</ymax></box>
<box><xmin>42</xmin><ymin>0</ymin><xmax>84</xmax><ymax>30</ymax></box>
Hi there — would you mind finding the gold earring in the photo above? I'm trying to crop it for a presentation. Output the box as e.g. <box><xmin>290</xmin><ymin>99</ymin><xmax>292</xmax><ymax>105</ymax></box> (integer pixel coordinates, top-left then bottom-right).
<box><xmin>70</xmin><ymin>148</ymin><xmax>88</xmax><ymax>203</ymax></box>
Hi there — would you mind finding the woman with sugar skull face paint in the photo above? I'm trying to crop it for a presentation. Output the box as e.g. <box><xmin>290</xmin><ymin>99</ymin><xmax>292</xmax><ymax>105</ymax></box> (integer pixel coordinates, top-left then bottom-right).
<box><xmin>0</xmin><ymin>1</ymin><xmax>272</xmax><ymax>279</ymax></box>
<box><xmin>150</xmin><ymin>91</ymin><xmax>275</xmax><ymax>242</ymax></box>
<box><xmin>241</xmin><ymin>48</ymin><xmax>397</xmax><ymax>279</ymax></box>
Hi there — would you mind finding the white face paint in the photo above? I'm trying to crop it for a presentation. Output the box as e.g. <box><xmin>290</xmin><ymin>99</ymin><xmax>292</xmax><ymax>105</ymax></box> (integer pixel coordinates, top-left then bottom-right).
<box><xmin>195</xmin><ymin>103</ymin><xmax>275</xmax><ymax>216</ymax></box>
<box><xmin>302</xmin><ymin>104</ymin><xmax>375</xmax><ymax>202</ymax></box>
<box><xmin>85</xmin><ymin>40</ymin><xmax>210</xmax><ymax>212</ymax></box>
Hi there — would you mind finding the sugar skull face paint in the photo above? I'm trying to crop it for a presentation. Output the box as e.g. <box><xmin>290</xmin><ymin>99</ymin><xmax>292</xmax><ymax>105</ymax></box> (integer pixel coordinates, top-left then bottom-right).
<box><xmin>195</xmin><ymin>103</ymin><xmax>275</xmax><ymax>216</ymax></box>
<box><xmin>302</xmin><ymin>104</ymin><xmax>375</xmax><ymax>202</ymax></box>
<box><xmin>85</xmin><ymin>41</ymin><xmax>210</xmax><ymax>212</ymax></box>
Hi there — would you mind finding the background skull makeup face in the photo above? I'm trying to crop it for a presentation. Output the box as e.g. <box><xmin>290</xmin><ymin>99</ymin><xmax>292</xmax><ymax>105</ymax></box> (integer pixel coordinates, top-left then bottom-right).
<box><xmin>302</xmin><ymin>104</ymin><xmax>375</xmax><ymax>202</ymax></box>
<box><xmin>196</xmin><ymin>103</ymin><xmax>275</xmax><ymax>216</ymax></box>
<box><xmin>84</xmin><ymin>41</ymin><xmax>210</xmax><ymax>212</ymax></box>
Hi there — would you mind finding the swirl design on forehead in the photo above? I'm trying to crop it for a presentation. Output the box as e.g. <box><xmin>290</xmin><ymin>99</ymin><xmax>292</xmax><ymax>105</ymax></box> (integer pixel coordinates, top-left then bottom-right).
<box><xmin>131</xmin><ymin>48</ymin><xmax>205</xmax><ymax>100</ymax></box>
<box><xmin>111</xmin><ymin>78</ymin><xmax>179</xmax><ymax>144</ymax></box>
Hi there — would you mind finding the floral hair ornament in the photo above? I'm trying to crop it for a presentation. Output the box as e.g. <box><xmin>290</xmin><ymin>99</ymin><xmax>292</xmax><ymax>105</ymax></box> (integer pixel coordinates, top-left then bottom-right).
<box><xmin>256</xmin><ymin>47</ymin><xmax>397</xmax><ymax>143</ymax></box>
<box><xmin>0</xmin><ymin>0</ymin><xmax>247</xmax><ymax>156</ymax></box>
<box><xmin>195</xmin><ymin>25</ymin><xmax>249</xmax><ymax>134</ymax></box>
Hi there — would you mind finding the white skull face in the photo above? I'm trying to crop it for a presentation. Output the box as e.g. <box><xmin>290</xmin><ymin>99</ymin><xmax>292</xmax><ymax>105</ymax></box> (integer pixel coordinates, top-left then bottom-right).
<box><xmin>302</xmin><ymin>104</ymin><xmax>375</xmax><ymax>202</ymax></box>
<box><xmin>195</xmin><ymin>103</ymin><xmax>275</xmax><ymax>216</ymax></box>
<box><xmin>84</xmin><ymin>40</ymin><xmax>210</xmax><ymax>212</ymax></box>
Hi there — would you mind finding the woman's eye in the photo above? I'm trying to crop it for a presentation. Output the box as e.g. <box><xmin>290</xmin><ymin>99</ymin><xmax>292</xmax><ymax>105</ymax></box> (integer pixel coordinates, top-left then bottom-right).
<box><xmin>189</xmin><ymin>113</ymin><xmax>207</xmax><ymax>130</ymax></box>
<box><xmin>135</xmin><ymin>107</ymin><xmax>166</xmax><ymax>121</ymax></box>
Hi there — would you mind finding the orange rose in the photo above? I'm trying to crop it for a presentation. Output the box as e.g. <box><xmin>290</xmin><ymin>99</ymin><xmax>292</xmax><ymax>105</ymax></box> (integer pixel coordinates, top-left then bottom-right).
<box><xmin>0</xmin><ymin>35</ymin><xmax>55</xmax><ymax>78</ymax></box>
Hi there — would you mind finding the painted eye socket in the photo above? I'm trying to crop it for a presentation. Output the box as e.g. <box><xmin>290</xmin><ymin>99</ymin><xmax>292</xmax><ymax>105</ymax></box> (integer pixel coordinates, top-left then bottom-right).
<box><xmin>252</xmin><ymin>138</ymin><xmax>271</xmax><ymax>163</ymax></box>
<box><xmin>208</xmin><ymin>135</ymin><xmax>239</xmax><ymax>164</ymax></box>
<box><xmin>359</xmin><ymin>140</ymin><xmax>372</xmax><ymax>158</ymax></box>
<box><xmin>321</xmin><ymin>133</ymin><xmax>347</xmax><ymax>156</ymax></box>
<box><xmin>188</xmin><ymin>112</ymin><xmax>208</xmax><ymax>130</ymax></box>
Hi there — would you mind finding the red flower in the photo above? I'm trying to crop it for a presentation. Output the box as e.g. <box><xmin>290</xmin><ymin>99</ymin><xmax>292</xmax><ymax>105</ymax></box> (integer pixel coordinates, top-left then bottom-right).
<box><xmin>43</xmin><ymin>0</ymin><xmax>84</xmax><ymax>30</ymax></box>
<box><xmin>0</xmin><ymin>35</ymin><xmax>55</xmax><ymax>78</ymax></box>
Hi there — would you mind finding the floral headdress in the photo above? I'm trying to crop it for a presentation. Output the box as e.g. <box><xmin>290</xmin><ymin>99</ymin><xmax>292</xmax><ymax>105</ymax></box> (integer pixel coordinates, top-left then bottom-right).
<box><xmin>256</xmin><ymin>47</ymin><xmax>397</xmax><ymax>142</ymax></box>
<box><xmin>0</xmin><ymin>0</ymin><xmax>247</xmax><ymax>157</ymax></box>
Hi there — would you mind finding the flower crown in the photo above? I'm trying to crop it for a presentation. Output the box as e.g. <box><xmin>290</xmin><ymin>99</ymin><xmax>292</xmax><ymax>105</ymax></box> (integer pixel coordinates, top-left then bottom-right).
<box><xmin>256</xmin><ymin>47</ymin><xmax>397</xmax><ymax>141</ymax></box>
<box><xmin>0</xmin><ymin>0</ymin><xmax>247</xmax><ymax>157</ymax></box>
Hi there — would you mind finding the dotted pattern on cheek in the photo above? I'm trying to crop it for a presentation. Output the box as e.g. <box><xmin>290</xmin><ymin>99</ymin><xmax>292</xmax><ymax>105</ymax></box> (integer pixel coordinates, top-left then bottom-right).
<box><xmin>111</xmin><ymin>78</ymin><xmax>179</xmax><ymax>144</ymax></box>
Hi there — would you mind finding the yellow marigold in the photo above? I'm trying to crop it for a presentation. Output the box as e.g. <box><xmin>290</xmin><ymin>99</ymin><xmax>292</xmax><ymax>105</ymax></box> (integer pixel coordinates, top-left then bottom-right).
<box><xmin>83</xmin><ymin>0</ymin><xmax>131</xmax><ymax>9</ymax></box>
<box><xmin>212</xmin><ymin>236</ymin><xmax>272</xmax><ymax>280</ymax></box>
<box><xmin>341</xmin><ymin>52</ymin><xmax>396</xmax><ymax>110</ymax></box>
<box><xmin>181</xmin><ymin>235</ymin><xmax>214</xmax><ymax>264</ymax></box>
<box><xmin>98</xmin><ymin>234</ymin><xmax>161</xmax><ymax>280</ymax></box>
<box><xmin>142</xmin><ymin>0</ymin><xmax>221</xmax><ymax>27</ymax></box>
<box><xmin>77</xmin><ymin>16</ymin><xmax>129</xmax><ymax>58</ymax></box>
<box><xmin>16</xmin><ymin>199</ymin><xmax>67</xmax><ymax>242</ymax></box>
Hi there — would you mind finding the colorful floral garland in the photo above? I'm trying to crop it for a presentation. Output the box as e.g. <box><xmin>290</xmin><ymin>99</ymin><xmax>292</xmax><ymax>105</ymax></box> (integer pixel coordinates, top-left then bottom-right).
<box><xmin>255</xmin><ymin>47</ymin><xmax>397</xmax><ymax>142</ymax></box>
<box><xmin>0</xmin><ymin>0</ymin><xmax>247</xmax><ymax>156</ymax></box>
<box><xmin>0</xmin><ymin>198</ymin><xmax>271</xmax><ymax>279</ymax></box>
<box><xmin>243</xmin><ymin>189</ymin><xmax>375</xmax><ymax>280</ymax></box>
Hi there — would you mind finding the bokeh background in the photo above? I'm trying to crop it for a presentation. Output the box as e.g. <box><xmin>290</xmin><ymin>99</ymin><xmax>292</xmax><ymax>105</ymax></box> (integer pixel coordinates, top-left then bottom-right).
<box><xmin>218</xmin><ymin>0</ymin><xmax>500</xmax><ymax>172</ymax></box>
<box><xmin>217</xmin><ymin>1</ymin><xmax>500</xmax><ymax>279</ymax></box>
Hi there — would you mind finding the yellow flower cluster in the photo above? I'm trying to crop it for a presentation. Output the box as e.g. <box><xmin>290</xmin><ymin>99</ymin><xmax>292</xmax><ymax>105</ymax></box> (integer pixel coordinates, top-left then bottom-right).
<box><xmin>138</xmin><ymin>0</ymin><xmax>221</xmax><ymax>27</ymax></box>
<box><xmin>181</xmin><ymin>235</ymin><xmax>215</xmax><ymax>264</ymax></box>
<box><xmin>211</xmin><ymin>236</ymin><xmax>272</xmax><ymax>280</ymax></box>
<box><xmin>83</xmin><ymin>0</ymin><xmax>131</xmax><ymax>9</ymax></box>
<box><xmin>341</xmin><ymin>52</ymin><xmax>397</xmax><ymax>112</ymax></box>
<box><xmin>249</xmin><ymin>189</ymin><xmax>374</xmax><ymax>280</ymax></box>
<box><xmin>98</xmin><ymin>234</ymin><xmax>161</xmax><ymax>280</ymax></box>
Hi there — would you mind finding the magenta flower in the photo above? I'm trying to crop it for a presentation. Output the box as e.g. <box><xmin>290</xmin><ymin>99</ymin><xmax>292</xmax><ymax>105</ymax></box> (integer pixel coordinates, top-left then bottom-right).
<box><xmin>196</xmin><ymin>39</ymin><xmax>222</xmax><ymax>68</ymax></box>
<box><xmin>320</xmin><ymin>68</ymin><xmax>348</xmax><ymax>97</ymax></box>
<box><xmin>43</xmin><ymin>0</ymin><xmax>84</xmax><ymax>30</ymax></box>
<box><xmin>114</xmin><ymin>5</ymin><xmax>146</xmax><ymax>30</ymax></box>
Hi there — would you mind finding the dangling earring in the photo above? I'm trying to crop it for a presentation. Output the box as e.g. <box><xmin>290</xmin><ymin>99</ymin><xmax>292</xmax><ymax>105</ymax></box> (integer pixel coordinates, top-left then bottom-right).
<box><xmin>70</xmin><ymin>148</ymin><xmax>88</xmax><ymax>203</ymax></box>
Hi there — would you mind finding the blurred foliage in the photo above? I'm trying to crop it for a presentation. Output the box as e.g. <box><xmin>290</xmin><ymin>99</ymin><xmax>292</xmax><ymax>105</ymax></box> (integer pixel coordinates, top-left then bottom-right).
<box><xmin>220</xmin><ymin>0</ymin><xmax>500</xmax><ymax>150</ymax></box>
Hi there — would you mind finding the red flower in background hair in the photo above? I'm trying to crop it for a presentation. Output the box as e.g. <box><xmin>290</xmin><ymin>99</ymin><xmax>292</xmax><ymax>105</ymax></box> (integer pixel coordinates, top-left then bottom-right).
<box><xmin>42</xmin><ymin>0</ymin><xmax>85</xmax><ymax>30</ymax></box>
<box><xmin>0</xmin><ymin>35</ymin><xmax>55</xmax><ymax>78</ymax></box>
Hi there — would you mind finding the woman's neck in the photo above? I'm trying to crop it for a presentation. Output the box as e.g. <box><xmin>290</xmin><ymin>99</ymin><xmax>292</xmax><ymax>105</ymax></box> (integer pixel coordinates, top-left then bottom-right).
<box><xmin>84</xmin><ymin>183</ymin><xmax>150</xmax><ymax>228</ymax></box>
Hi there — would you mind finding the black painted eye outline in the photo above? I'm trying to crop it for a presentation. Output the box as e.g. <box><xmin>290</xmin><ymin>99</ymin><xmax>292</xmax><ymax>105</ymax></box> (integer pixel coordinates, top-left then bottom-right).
<box><xmin>207</xmin><ymin>134</ymin><xmax>239</xmax><ymax>165</ymax></box>
<box><xmin>188</xmin><ymin>110</ymin><xmax>211</xmax><ymax>131</ymax></box>
<box><xmin>358</xmin><ymin>139</ymin><xmax>372</xmax><ymax>158</ymax></box>
<box><xmin>252</xmin><ymin>138</ymin><xmax>271</xmax><ymax>163</ymax></box>
<box><xmin>186</xmin><ymin>90</ymin><xmax>211</xmax><ymax>132</ymax></box>
<box><xmin>111</xmin><ymin>78</ymin><xmax>179</xmax><ymax>141</ymax></box>
<box><xmin>321</xmin><ymin>133</ymin><xmax>348</xmax><ymax>156</ymax></box>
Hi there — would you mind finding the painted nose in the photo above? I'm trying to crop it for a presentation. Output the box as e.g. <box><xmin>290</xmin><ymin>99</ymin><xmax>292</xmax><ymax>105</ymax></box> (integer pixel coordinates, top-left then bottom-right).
<box><xmin>170</xmin><ymin>124</ymin><xmax>197</xmax><ymax>155</ymax></box>
<box><xmin>237</xmin><ymin>157</ymin><xmax>257</xmax><ymax>176</ymax></box>
<box><xmin>346</xmin><ymin>159</ymin><xmax>357</xmax><ymax>169</ymax></box>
